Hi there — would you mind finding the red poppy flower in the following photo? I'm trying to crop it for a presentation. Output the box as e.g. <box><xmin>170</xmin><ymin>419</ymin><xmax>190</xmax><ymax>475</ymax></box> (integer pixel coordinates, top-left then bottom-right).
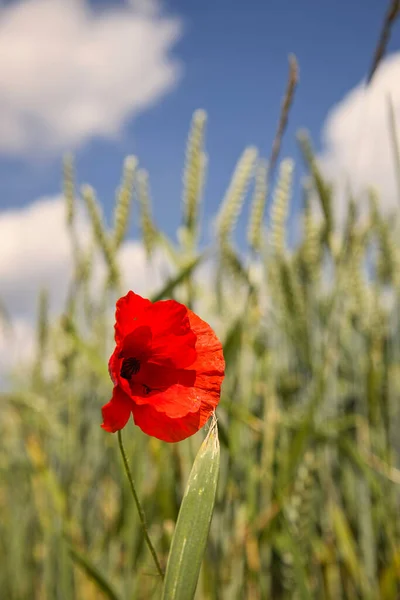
<box><xmin>101</xmin><ymin>291</ymin><xmax>225</xmax><ymax>442</ymax></box>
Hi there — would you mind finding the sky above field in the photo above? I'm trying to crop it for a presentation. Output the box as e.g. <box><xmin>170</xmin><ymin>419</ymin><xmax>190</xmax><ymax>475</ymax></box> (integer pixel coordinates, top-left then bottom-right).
<box><xmin>1</xmin><ymin>0</ymin><xmax>400</xmax><ymax>377</ymax></box>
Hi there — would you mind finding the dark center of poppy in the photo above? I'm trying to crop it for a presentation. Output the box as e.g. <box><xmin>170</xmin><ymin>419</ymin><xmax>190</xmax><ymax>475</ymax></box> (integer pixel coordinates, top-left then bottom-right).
<box><xmin>120</xmin><ymin>357</ymin><xmax>141</xmax><ymax>380</ymax></box>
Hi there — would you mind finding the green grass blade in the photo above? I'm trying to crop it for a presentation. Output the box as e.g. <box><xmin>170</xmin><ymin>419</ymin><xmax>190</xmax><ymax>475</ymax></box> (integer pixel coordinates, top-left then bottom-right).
<box><xmin>151</xmin><ymin>253</ymin><xmax>205</xmax><ymax>302</ymax></box>
<box><xmin>282</xmin><ymin>524</ymin><xmax>313</xmax><ymax>600</ymax></box>
<box><xmin>161</xmin><ymin>418</ymin><xmax>220</xmax><ymax>600</ymax></box>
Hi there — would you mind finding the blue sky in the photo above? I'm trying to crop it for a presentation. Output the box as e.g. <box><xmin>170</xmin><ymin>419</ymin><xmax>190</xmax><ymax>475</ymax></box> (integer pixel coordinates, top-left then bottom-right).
<box><xmin>1</xmin><ymin>0</ymin><xmax>399</xmax><ymax>245</ymax></box>
<box><xmin>1</xmin><ymin>0</ymin><xmax>400</xmax><ymax>377</ymax></box>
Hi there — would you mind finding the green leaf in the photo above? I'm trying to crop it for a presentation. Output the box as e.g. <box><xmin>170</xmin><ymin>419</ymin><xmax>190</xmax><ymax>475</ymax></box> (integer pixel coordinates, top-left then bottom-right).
<box><xmin>161</xmin><ymin>418</ymin><xmax>220</xmax><ymax>600</ymax></box>
<box><xmin>331</xmin><ymin>503</ymin><xmax>363</xmax><ymax>587</ymax></box>
<box><xmin>151</xmin><ymin>253</ymin><xmax>205</xmax><ymax>302</ymax></box>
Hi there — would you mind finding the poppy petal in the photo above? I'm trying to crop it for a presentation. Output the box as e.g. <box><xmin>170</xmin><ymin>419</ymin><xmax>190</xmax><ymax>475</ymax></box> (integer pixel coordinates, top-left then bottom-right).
<box><xmin>101</xmin><ymin>386</ymin><xmax>133</xmax><ymax>432</ymax></box>
<box><xmin>108</xmin><ymin>348</ymin><xmax>134</xmax><ymax>398</ymax></box>
<box><xmin>146</xmin><ymin>300</ymin><xmax>193</xmax><ymax>337</ymax></box>
<box><xmin>115</xmin><ymin>291</ymin><xmax>151</xmax><ymax>343</ymax></box>
<box><xmin>104</xmin><ymin>291</ymin><xmax>225</xmax><ymax>442</ymax></box>
<box><xmin>129</xmin><ymin>363</ymin><xmax>196</xmax><ymax>396</ymax></box>
<box><xmin>188</xmin><ymin>310</ymin><xmax>225</xmax><ymax>377</ymax></box>
<box><xmin>130</xmin><ymin>380</ymin><xmax>218</xmax><ymax>419</ymax></box>
<box><xmin>119</xmin><ymin>325</ymin><xmax>152</xmax><ymax>359</ymax></box>
<box><xmin>132</xmin><ymin>402</ymin><xmax>211</xmax><ymax>443</ymax></box>
<box><xmin>150</xmin><ymin>336</ymin><xmax>197</xmax><ymax>369</ymax></box>
<box><xmin>108</xmin><ymin>346</ymin><xmax>119</xmax><ymax>385</ymax></box>
<box><xmin>141</xmin><ymin>300</ymin><xmax>197</xmax><ymax>368</ymax></box>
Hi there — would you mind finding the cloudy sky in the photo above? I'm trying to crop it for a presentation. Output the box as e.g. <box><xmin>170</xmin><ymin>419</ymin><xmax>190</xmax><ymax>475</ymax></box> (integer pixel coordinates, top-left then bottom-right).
<box><xmin>1</xmin><ymin>0</ymin><xmax>400</xmax><ymax>379</ymax></box>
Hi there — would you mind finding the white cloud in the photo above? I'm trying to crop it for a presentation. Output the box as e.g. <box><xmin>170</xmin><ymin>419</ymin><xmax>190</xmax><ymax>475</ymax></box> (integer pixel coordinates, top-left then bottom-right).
<box><xmin>0</xmin><ymin>196</ymin><xmax>75</xmax><ymax>318</ymax></box>
<box><xmin>319</xmin><ymin>52</ymin><xmax>400</xmax><ymax>222</ymax></box>
<box><xmin>0</xmin><ymin>196</ymin><xmax>71</xmax><ymax>385</ymax></box>
<box><xmin>0</xmin><ymin>195</ymin><xmax>171</xmax><ymax>384</ymax></box>
<box><xmin>0</xmin><ymin>195</ymin><xmax>172</xmax><ymax>319</ymax></box>
<box><xmin>0</xmin><ymin>318</ymin><xmax>36</xmax><ymax>379</ymax></box>
<box><xmin>0</xmin><ymin>0</ymin><xmax>182</xmax><ymax>156</ymax></box>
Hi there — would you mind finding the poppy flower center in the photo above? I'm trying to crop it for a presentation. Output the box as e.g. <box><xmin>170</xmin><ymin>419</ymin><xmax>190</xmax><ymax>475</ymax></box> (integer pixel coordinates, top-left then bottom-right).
<box><xmin>120</xmin><ymin>357</ymin><xmax>141</xmax><ymax>380</ymax></box>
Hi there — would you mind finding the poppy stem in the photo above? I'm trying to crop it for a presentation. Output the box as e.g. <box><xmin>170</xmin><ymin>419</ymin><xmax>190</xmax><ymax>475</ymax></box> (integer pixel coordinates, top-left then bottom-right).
<box><xmin>117</xmin><ymin>430</ymin><xmax>164</xmax><ymax>580</ymax></box>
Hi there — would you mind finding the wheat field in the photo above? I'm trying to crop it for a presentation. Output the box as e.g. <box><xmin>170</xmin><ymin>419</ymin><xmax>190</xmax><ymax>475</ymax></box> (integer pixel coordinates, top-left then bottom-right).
<box><xmin>1</xmin><ymin>102</ymin><xmax>400</xmax><ymax>599</ymax></box>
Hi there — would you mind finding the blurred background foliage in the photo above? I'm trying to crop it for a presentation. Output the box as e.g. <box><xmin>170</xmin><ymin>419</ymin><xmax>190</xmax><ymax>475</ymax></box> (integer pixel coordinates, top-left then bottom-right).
<box><xmin>2</xmin><ymin>92</ymin><xmax>400</xmax><ymax>599</ymax></box>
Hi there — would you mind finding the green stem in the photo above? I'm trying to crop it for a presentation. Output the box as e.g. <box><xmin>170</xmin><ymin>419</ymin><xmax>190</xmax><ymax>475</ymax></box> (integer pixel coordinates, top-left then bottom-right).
<box><xmin>117</xmin><ymin>430</ymin><xmax>164</xmax><ymax>580</ymax></box>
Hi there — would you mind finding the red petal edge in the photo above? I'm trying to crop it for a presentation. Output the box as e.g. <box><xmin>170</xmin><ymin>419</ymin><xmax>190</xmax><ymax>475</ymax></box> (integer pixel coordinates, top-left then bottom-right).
<box><xmin>101</xmin><ymin>386</ymin><xmax>133</xmax><ymax>433</ymax></box>
<box><xmin>140</xmin><ymin>299</ymin><xmax>197</xmax><ymax>369</ymax></box>
<box><xmin>132</xmin><ymin>402</ymin><xmax>212</xmax><ymax>443</ymax></box>
<box><xmin>114</xmin><ymin>291</ymin><xmax>151</xmax><ymax>344</ymax></box>
<box><xmin>188</xmin><ymin>310</ymin><xmax>225</xmax><ymax>377</ymax></box>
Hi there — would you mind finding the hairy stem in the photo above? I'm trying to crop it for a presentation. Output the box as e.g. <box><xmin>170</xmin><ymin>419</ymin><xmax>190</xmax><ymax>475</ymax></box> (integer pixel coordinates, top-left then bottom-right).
<box><xmin>117</xmin><ymin>430</ymin><xmax>164</xmax><ymax>580</ymax></box>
